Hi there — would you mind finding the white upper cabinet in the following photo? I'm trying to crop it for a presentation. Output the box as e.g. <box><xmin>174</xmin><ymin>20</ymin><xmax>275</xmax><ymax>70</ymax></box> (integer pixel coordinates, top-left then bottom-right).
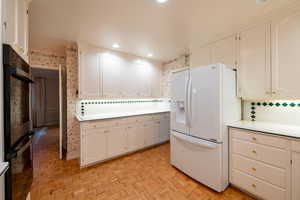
<box><xmin>271</xmin><ymin>12</ymin><xmax>300</xmax><ymax>99</ymax></box>
<box><xmin>2</xmin><ymin>0</ymin><xmax>17</xmax><ymax>46</ymax></box>
<box><xmin>190</xmin><ymin>45</ymin><xmax>211</xmax><ymax>67</ymax></box>
<box><xmin>3</xmin><ymin>0</ymin><xmax>30</xmax><ymax>61</ymax></box>
<box><xmin>101</xmin><ymin>53</ymin><xmax>124</xmax><ymax>98</ymax></box>
<box><xmin>238</xmin><ymin>24</ymin><xmax>271</xmax><ymax>100</ymax></box>
<box><xmin>78</xmin><ymin>43</ymin><xmax>162</xmax><ymax>99</ymax></box>
<box><xmin>211</xmin><ymin>35</ymin><xmax>237</xmax><ymax>69</ymax></box>
<box><xmin>79</xmin><ymin>47</ymin><xmax>102</xmax><ymax>98</ymax></box>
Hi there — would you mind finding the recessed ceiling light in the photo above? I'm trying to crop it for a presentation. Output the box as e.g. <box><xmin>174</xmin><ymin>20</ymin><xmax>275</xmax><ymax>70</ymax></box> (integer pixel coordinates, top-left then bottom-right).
<box><xmin>147</xmin><ymin>53</ymin><xmax>153</xmax><ymax>57</ymax></box>
<box><xmin>156</xmin><ymin>0</ymin><xmax>168</xmax><ymax>3</ymax></box>
<box><xmin>112</xmin><ymin>43</ymin><xmax>120</xmax><ymax>49</ymax></box>
<box><xmin>256</xmin><ymin>0</ymin><xmax>269</xmax><ymax>5</ymax></box>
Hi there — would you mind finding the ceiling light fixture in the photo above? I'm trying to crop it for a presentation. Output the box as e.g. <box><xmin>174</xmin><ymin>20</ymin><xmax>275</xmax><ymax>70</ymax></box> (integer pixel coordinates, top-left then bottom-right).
<box><xmin>156</xmin><ymin>0</ymin><xmax>168</xmax><ymax>3</ymax></box>
<box><xmin>147</xmin><ymin>53</ymin><xmax>153</xmax><ymax>57</ymax></box>
<box><xmin>256</xmin><ymin>0</ymin><xmax>269</xmax><ymax>5</ymax></box>
<box><xmin>112</xmin><ymin>43</ymin><xmax>120</xmax><ymax>49</ymax></box>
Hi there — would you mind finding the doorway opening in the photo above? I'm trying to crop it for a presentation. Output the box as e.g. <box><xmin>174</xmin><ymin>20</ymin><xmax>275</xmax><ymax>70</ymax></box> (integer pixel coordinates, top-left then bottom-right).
<box><xmin>31</xmin><ymin>67</ymin><xmax>67</xmax><ymax>160</ymax></box>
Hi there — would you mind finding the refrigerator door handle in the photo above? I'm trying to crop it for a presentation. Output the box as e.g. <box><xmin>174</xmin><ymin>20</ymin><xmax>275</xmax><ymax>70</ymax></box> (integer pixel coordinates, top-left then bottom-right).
<box><xmin>184</xmin><ymin>78</ymin><xmax>190</xmax><ymax>127</ymax></box>
<box><xmin>172</xmin><ymin>132</ymin><xmax>218</xmax><ymax>149</ymax></box>
<box><xmin>187</xmin><ymin>78</ymin><xmax>192</xmax><ymax>126</ymax></box>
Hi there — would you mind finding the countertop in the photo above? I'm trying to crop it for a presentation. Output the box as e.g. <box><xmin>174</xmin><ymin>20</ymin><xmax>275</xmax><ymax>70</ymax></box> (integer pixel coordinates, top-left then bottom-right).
<box><xmin>76</xmin><ymin>109</ymin><xmax>170</xmax><ymax>122</ymax></box>
<box><xmin>228</xmin><ymin>120</ymin><xmax>300</xmax><ymax>139</ymax></box>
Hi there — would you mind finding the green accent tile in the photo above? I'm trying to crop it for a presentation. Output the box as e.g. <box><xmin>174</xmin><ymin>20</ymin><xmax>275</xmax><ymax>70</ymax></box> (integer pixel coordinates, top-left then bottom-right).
<box><xmin>283</xmin><ymin>103</ymin><xmax>288</xmax><ymax>107</ymax></box>
<box><xmin>269</xmin><ymin>103</ymin><xmax>274</xmax><ymax>106</ymax></box>
<box><xmin>251</xmin><ymin>115</ymin><xmax>255</xmax><ymax>118</ymax></box>
<box><xmin>298</xmin><ymin>104</ymin><xmax>300</xmax><ymax>107</ymax></box>
<box><xmin>290</xmin><ymin>103</ymin><xmax>296</xmax><ymax>107</ymax></box>
<box><xmin>251</xmin><ymin>111</ymin><xmax>255</xmax><ymax>114</ymax></box>
<box><xmin>251</xmin><ymin>107</ymin><xmax>255</xmax><ymax>110</ymax></box>
<box><xmin>251</xmin><ymin>102</ymin><xmax>255</xmax><ymax>106</ymax></box>
<box><xmin>275</xmin><ymin>103</ymin><xmax>280</xmax><ymax>107</ymax></box>
<box><xmin>257</xmin><ymin>103</ymin><xmax>261</xmax><ymax>106</ymax></box>
<box><xmin>263</xmin><ymin>102</ymin><xmax>267</xmax><ymax>106</ymax></box>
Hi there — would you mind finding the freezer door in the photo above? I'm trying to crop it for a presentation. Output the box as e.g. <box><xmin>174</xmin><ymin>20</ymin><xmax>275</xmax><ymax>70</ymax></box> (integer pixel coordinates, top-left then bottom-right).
<box><xmin>189</xmin><ymin>64</ymin><xmax>222</xmax><ymax>142</ymax></box>
<box><xmin>170</xmin><ymin>69</ymin><xmax>190</xmax><ymax>134</ymax></box>
<box><xmin>170</xmin><ymin>131</ymin><xmax>228</xmax><ymax>192</ymax></box>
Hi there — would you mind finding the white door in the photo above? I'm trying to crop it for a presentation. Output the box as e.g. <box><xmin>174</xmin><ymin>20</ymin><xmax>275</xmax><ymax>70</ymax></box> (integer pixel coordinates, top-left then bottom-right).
<box><xmin>272</xmin><ymin>12</ymin><xmax>300</xmax><ymax>98</ymax></box>
<box><xmin>107</xmin><ymin>127</ymin><xmax>127</xmax><ymax>157</ymax></box>
<box><xmin>79</xmin><ymin>48</ymin><xmax>101</xmax><ymax>98</ymax></box>
<box><xmin>238</xmin><ymin>24</ymin><xmax>271</xmax><ymax>99</ymax></box>
<box><xmin>59</xmin><ymin>65</ymin><xmax>63</xmax><ymax>159</ymax></box>
<box><xmin>170</xmin><ymin>132</ymin><xmax>226</xmax><ymax>192</ymax></box>
<box><xmin>211</xmin><ymin>35</ymin><xmax>237</xmax><ymax>69</ymax></box>
<box><xmin>189</xmin><ymin>65</ymin><xmax>221</xmax><ymax>142</ymax></box>
<box><xmin>170</xmin><ymin>69</ymin><xmax>190</xmax><ymax>135</ymax></box>
<box><xmin>127</xmin><ymin>125</ymin><xmax>145</xmax><ymax>152</ymax></box>
<box><xmin>190</xmin><ymin>45</ymin><xmax>211</xmax><ymax>67</ymax></box>
<box><xmin>292</xmin><ymin>152</ymin><xmax>300</xmax><ymax>200</ymax></box>
<box><xmin>81</xmin><ymin>129</ymin><xmax>107</xmax><ymax>166</ymax></box>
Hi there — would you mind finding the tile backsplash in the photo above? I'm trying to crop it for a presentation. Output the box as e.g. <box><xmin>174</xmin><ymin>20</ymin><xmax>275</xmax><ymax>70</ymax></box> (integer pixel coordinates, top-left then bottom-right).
<box><xmin>243</xmin><ymin>100</ymin><xmax>300</xmax><ymax>126</ymax></box>
<box><xmin>77</xmin><ymin>98</ymin><xmax>170</xmax><ymax>116</ymax></box>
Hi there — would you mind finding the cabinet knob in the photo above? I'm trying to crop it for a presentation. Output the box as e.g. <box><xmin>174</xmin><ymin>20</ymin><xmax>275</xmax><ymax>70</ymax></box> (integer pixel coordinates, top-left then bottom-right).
<box><xmin>104</xmin><ymin>130</ymin><xmax>110</xmax><ymax>133</ymax></box>
<box><xmin>272</xmin><ymin>91</ymin><xmax>276</xmax><ymax>94</ymax></box>
<box><xmin>252</xmin><ymin>137</ymin><xmax>257</xmax><ymax>141</ymax></box>
<box><xmin>252</xmin><ymin>150</ymin><xmax>257</xmax><ymax>154</ymax></box>
<box><xmin>252</xmin><ymin>167</ymin><xmax>256</xmax><ymax>172</ymax></box>
<box><xmin>252</xmin><ymin>184</ymin><xmax>256</xmax><ymax>188</ymax></box>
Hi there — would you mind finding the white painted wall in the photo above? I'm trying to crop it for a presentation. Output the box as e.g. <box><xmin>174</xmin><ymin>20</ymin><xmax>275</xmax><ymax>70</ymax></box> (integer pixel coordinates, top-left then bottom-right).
<box><xmin>0</xmin><ymin>0</ymin><xmax>5</xmax><ymax>198</ymax></box>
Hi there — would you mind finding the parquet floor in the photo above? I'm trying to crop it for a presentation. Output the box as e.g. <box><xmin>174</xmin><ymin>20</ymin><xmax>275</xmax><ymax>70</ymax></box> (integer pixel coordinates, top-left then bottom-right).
<box><xmin>30</xmin><ymin>127</ymin><xmax>255</xmax><ymax>200</ymax></box>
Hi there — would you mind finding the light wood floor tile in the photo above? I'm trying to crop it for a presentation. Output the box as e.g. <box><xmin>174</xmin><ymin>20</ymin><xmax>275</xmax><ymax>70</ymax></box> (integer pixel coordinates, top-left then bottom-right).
<box><xmin>31</xmin><ymin>127</ymin><xmax>255</xmax><ymax>200</ymax></box>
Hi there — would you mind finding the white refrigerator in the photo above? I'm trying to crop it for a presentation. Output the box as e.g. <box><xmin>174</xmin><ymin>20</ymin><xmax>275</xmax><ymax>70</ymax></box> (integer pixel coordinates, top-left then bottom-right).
<box><xmin>170</xmin><ymin>63</ymin><xmax>241</xmax><ymax>192</ymax></box>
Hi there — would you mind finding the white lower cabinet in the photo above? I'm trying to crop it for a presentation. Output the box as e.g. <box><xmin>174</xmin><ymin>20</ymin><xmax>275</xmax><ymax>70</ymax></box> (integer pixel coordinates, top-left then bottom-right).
<box><xmin>229</xmin><ymin>128</ymin><xmax>293</xmax><ymax>200</ymax></box>
<box><xmin>107</xmin><ymin>127</ymin><xmax>127</xmax><ymax>158</ymax></box>
<box><xmin>291</xmin><ymin>140</ymin><xmax>300</xmax><ymax>200</ymax></box>
<box><xmin>80</xmin><ymin>113</ymin><xmax>170</xmax><ymax>167</ymax></box>
<box><xmin>81</xmin><ymin>129</ymin><xmax>107</xmax><ymax>166</ymax></box>
<box><xmin>144</xmin><ymin>122</ymin><xmax>160</xmax><ymax>147</ymax></box>
<box><xmin>127</xmin><ymin>125</ymin><xmax>145</xmax><ymax>152</ymax></box>
<box><xmin>159</xmin><ymin>118</ymin><xmax>170</xmax><ymax>143</ymax></box>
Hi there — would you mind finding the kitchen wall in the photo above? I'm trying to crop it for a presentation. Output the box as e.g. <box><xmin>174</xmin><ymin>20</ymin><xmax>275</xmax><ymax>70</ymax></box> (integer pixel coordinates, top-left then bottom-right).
<box><xmin>29</xmin><ymin>50</ymin><xmax>66</xmax><ymax>70</ymax></box>
<box><xmin>243</xmin><ymin>100</ymin><xmax>300</xmax><ymax>126</ymax></box>
<box><xmin>65</xmin><ymin>43</ymin><xmax>80</xmax><ymax>160</ymax></box>
<box><xmin>161</xmin><ymin>55</ymin><xmax>189</xmax><ymax>98</ymax></box>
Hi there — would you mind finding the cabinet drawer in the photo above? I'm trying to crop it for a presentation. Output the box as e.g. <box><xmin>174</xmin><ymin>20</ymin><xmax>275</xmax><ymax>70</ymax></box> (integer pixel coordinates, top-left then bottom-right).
<box><xmin>231</xmin><ymin>169</ymin><xmax>286</xmax><ymax>200</ymax></box>
<box><xmin>291</xmin><ymin>140</ymin><xmax>300</xmax><ymax>153</ymax></box>
<box><xmin>81</xmin><ymin>127</ymin><xmax>112</xmax><ymax>136</ymax></box>
<box><xmin>232</xmin><ymin>154</ymin><xmax>286</xmax><ymax>188</ymax></box>
<box><xmin>231</xmin><ymin>128</ymin><xmax>289</xmax><ymax>149</ymax></box>
<box><xmin>232</xmin><ymin>139</ymin><xmax>289</xmax><ymax>168</ymax></box>
<box><xmin>81</xmin><ymin>120</ymin><xmax>118</xmax><ymax>130</ymax></box>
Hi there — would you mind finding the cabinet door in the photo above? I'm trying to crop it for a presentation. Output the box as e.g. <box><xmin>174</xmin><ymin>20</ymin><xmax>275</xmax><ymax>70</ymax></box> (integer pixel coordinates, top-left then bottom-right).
<box><xmin>159</xmin><ymin>118</ymin><xmax>170</xmax><ymax>143</ymax></box>
<box><xmin>127</xmin><ymin>125</ymin><xmax>145</xmax><ymax>152</ymax></box>
<box><xmin>79</xmin><ymin>49</ymin><xmax>102</xmax><ymax>98</ymax></box>
<box><xmin>190</xmin><ymin>45</ymin><xmax>211</xmax><ymax>67</ymax></box>
<box><xmin>144</xmin><ymin>122</ymin><xmax>159</xmax><ymax>147</ymax></box>
<box><xmin>107</xmin><ymin>127</ymin><xmax>127</xmax><ymax>157</ymax></box>
<box><xmin>272</xmin><ymin>12</ymin><xmax>300</xmax><ymax>98</ymax></box>
<box><xmin>81</xmin><ymin>130</ymin><xmax>107</xmax><ymax>166</ymax></box>
<box><xmin>239</xmin><ymin>24</ymin><xmax>271</xmax><ymax>99</ymax></box>
<box><xmin>211</xmin><ymin>36</ymin><xmax>237</xmax><ymax>69</ymax></box>
<box><xmin>292</xmin><ymin>152</ymin><xmax>300</xmax><ymax>200</ymax></box>
<box><xmin>3</xmin><ymin>0</ymin><xmax>17</xmax><ymax>46</ymax></box>
<box><xmin>16</xmin><ymin>0</ymin><xmax>27</xmax><ymax>56</ymax></box>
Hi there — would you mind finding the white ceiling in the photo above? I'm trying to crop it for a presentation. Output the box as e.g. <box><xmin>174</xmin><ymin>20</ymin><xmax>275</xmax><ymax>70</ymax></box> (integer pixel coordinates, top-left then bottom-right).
<box><xmin>29</xmin><ymin>0</ymin><xmax>299</xmax><ymax>62</ymax></box>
